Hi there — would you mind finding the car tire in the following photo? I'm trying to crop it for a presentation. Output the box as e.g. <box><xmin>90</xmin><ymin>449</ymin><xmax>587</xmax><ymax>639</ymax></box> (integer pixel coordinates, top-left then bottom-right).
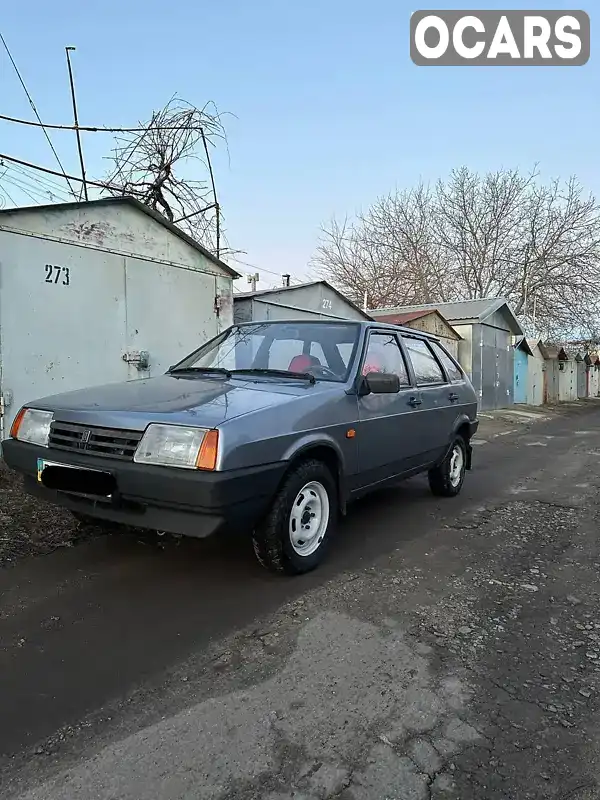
<box><xmin>428</xmin><ymin>435</ymin><xmax>467</xmax><ymax>497</ymax></box>
<box><xmin>252</xmin><ymin>459</ymin><xmax>337</xmax><ymax>575</ymax></box>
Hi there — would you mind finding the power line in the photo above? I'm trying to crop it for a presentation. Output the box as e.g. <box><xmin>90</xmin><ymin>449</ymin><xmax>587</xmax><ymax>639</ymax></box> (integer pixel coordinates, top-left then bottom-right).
<box><xmin>0</xmin><ymin>166</ymin><xmax>17</xmax><ymax>207</ymax></box>
<box><xmin>232</xmin><ymin>257</ymin><xmax>304</xmax><ymax>284</ymax></box>
<box><xmin>2</xmin><ymin>165</ymin><xmax>72</xmax><ymax>203</ymax></box>
<box><xmin>0</xmin><ymin>152</ymin><xmax>123</xmax><ymax>192</ymax></box>
<box><xmin>0</xmin><ymin>31</ymin><xmax>77</xmax><ymax>197</ymax></box>
<box><xmin>0</xmin><ymin>112</ymin><xmax>215</xmax><ymax>134</ymax></box>
<box><xmin>1</xmin><ymin>175</ymin><xmax>41</xmax><ymax>205</ymax></box>
<box><xmin>8</xmin><ymin>163</ymin><xmax>73</xmax><ymax>197</ymax></box>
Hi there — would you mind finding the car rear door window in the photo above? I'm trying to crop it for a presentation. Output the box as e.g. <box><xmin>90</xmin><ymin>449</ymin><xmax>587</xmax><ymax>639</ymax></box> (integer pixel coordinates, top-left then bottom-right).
<box><xmin>430</xmin><ymin>342</ymin><xmax>463</xmax><ymax>382</ymax></box>
<box><xmin>402</xmin><ymin>337</ymin><xmax>446</xmax><ymax>385</ymax></box>
<box><xmin>363</xmin><ymin>333</ymin><xmax>410</xmax><ymax>384</ymax></box>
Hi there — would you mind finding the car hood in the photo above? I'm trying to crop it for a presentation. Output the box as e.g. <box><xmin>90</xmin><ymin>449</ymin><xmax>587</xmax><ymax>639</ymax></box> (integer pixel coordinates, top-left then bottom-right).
<box><xmin>29</xmin><ymin>374</ymin><xmax>328</xmax><ymax>431</ymax></box>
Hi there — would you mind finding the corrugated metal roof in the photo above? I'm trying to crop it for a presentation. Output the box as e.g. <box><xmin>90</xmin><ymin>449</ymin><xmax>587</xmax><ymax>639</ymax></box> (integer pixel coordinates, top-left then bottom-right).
<box><xmin>374</xmin><ymin>309</ymin><xmax>462</xmax><ymax>339</ymax></box>
<box><xmin>375</xmin><ymin>310</ymin><xmax>433</xmax><ymax>324</ymax></box>
<box><xmin>0</xmin><ymin>196</ymin><xmax>240</xmax><ymax>278</ymax></box>
<box><xmin>371</xmin><ymin>297</ymin><xmax>523</xmax><ymax>335</ymax></box>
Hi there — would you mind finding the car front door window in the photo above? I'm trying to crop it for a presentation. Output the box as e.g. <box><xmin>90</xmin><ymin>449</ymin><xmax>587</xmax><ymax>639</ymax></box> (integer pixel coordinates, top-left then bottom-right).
<box><xmin>362</xmin><ymin>333</ymin><xmax>410</xmax><ymax>384</ymax></box>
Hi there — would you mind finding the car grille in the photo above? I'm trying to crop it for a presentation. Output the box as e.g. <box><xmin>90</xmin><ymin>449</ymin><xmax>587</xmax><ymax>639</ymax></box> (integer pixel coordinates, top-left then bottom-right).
<box><xmin>48</xmin><ymin>422</ymin><xmax>143</xmax><ymax>461</ymax></box>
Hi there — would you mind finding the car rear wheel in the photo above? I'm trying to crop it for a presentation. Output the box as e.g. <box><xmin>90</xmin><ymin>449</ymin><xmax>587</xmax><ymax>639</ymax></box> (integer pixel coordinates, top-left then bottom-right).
<box><xmin>428</xmin><ymin>435</ymin><xmax>467</xmax><ymax>497</ymax></box>
<box><xmin>252</xmin><ymin>459</ymin><xmax>337</xmax><ymax>575</ymax></box>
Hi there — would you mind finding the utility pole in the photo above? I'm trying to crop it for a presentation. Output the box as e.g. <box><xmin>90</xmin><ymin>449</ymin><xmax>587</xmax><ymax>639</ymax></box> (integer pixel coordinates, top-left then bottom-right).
<box><xmin>65</xmin><ymin>46</ymin><xmax>88</xmax><ymax>201</ymax></box>
<box><xmin>247</xmin><ymin>273</ymin><xmax>259</xmax><ymax>291</ymax></box>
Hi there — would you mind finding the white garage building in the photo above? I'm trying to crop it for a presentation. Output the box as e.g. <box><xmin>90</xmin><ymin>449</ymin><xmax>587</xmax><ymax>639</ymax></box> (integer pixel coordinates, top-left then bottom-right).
<box><xmin>0</xmin><ymin>197</ymin><xmax>239</xmax><ymax>439</ymax></box>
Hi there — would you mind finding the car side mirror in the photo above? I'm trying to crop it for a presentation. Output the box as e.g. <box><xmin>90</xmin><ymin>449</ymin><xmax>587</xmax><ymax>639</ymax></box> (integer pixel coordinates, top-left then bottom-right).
<box><xmin>359</xmin><ymin>372</ymin><xmax>401</xmax><ymax>395</ymax></box>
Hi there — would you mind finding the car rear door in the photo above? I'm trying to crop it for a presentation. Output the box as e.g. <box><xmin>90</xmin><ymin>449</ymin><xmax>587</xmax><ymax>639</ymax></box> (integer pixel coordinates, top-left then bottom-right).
<box><xmin>428</xmin><ymin>339</ymin><xmax>477</xmax><ymax>422</ymax></box>
<box><xmin>355</xmin><ymin>330</ymin><xmax>423</xmax><ymax>490</ymax></box>
<box><xmin>400</xmin><ymin>335</ymin><xmax>453</xmax><ymax>466</ymax></box>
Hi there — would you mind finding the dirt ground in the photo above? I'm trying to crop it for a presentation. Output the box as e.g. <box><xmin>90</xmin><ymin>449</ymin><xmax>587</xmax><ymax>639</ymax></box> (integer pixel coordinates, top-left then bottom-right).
<box><xmin>2</xmin><ymin>402</ymin><xmax>600</xmax><ymax>799</ymax></box>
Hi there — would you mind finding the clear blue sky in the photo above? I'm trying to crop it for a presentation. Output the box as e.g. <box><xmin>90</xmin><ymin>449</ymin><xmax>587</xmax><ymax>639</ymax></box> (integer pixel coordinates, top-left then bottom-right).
<box><xmin>0</xmin><ymin>0</ymin><xmax>596</xmax><ymax>286</ymax></box>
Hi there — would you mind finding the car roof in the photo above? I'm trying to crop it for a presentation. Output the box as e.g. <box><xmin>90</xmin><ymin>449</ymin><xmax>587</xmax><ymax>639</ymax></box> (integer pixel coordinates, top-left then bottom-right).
<box><xmin>235</xmin><ymin>318</ymin><xmax>441</xmax><ymax>342</ymax></box>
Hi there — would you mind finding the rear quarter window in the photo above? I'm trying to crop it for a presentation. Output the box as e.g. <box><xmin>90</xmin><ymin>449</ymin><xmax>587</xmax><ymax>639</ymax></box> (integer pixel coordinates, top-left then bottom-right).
<box><xmin>430</xmin><ymin>342</ymin><xmax>463</xmax><ymax>382</ymax></box>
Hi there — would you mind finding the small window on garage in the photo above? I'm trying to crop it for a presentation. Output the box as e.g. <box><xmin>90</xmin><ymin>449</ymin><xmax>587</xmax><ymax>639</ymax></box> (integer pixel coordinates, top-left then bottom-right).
<box><xmin>363</xmin><ymin>333</ymin><xmax>410</xmax><ymax>384</ymax></box>
<box><xmin>430</xmin><ymin>341</ymin><xmax>463</xmax><ymax>382</ymax></box>
<box><xmin>402</xmin><ymin>337</ymin><xmax>445</xmax><ymax>385</ymax></box>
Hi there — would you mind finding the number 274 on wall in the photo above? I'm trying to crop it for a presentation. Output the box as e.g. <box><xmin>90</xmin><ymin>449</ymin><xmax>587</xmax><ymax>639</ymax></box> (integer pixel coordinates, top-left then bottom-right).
<box><xmin>45</xmin><ymin>264</ymin><xmax>70</xmax><ymax>286</ymax></box>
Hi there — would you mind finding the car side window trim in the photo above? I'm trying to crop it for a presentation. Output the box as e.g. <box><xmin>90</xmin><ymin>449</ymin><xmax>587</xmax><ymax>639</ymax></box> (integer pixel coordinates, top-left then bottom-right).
<box><xmin>401</xmin><ymin>335</ymin><xmax>449</xmax><ymax>387</ymax></box>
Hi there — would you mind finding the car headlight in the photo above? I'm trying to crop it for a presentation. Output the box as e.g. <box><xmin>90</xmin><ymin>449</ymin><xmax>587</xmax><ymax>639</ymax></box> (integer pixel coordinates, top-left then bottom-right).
<box><xmin>10</xmin><ymin>408</ymin><xmax>54</xmax><ymax>447</ymax></box>
<box><xmin>133</xmin><ymin>424</ymin><xmax>219</xmax><ymax>470</ymax></box>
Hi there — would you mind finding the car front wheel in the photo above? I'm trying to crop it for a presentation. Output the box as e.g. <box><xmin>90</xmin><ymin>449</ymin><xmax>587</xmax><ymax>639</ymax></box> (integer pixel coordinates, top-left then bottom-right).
<box><xmin>428</xmin><ymin>435</ymin><xmax>467</xmax><ymax>497</ymax></box>
<box><xmin>252</xmin><ymin>459</ymin><xmax>337</xmax><ymax>575</ymax></box>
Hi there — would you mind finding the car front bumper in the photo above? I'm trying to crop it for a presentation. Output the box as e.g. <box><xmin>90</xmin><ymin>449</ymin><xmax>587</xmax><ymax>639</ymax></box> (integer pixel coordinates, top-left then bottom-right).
<box><xmin>2</xmin><ymin>439</ymin><xmax>286</xmax><ymax>538</ymax></box>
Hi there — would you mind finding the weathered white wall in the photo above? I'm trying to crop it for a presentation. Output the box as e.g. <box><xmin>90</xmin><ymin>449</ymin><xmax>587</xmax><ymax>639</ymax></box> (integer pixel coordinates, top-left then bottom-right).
<box><xmin>0</xmin><ymin>203</ymin><xmax>234</xmax><ymax>438</ymax></box>
<box><xmin>0</xmin><ymin>203</ymin><xmax>231</xmax><ymax>278</ymax></box>
<box><xmin>558</xmin><ymin>361</ymin><xmax>578</xmax><ymax>402</ymax></box>
<box><xmin>589</xmin><ymin>367</ymin><xmax>600</xmax><ymax>398</ymax></box>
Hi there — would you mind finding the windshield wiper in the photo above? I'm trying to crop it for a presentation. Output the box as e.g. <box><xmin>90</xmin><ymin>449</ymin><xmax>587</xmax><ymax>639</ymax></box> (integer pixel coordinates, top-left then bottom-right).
<box><xmin>231</xmin><ymin>368</ymin><xmax>316</xmax><ymax>384</ymax></box>
<box><xmin>168</xmin><ymin>366</ymin><xmax>232</xmax><ymax>378</ymax></box>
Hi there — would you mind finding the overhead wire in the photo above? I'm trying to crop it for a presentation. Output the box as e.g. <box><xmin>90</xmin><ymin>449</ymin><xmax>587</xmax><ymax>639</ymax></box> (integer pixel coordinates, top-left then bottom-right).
<box><xmin>5</xmin><ymin>162</ymin><xmax>73</xmax><ymax>201</ymax></box>
<box><xmin>1</xmin><ymin>174</ymin><xmax>41</xmax><ymax>204</ymax></box>
<box><xmin>231</xmin><ymin>257</ymin><xmax>305</xmax><ymax>287</ymax></box>
<box><xmin>0</xmin><ymin>31</ymin><xmax>77</xmax><ymax>197</ymax></box>
<box><xmin>2</xmin><ymin>170</ymin><xmax>71</xmax><ymax>204</ymax></box>
<box><xmin>0</xmin><ymin>165</ymin><xmax>17</xmax><ymax>206</ymax></box>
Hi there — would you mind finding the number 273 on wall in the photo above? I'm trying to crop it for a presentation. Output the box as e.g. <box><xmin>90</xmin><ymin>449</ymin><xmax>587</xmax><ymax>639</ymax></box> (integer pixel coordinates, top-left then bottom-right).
<box><xmin>45</xmin><ymin>264</ymin><xmax>70</xmax><ymax>286</ymax></box>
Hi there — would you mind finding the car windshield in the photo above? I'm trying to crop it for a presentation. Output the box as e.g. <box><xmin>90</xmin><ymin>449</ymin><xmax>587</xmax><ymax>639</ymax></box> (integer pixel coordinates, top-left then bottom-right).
<box><xmin>171</xmin><ymin>322</ymin><xmax>361</xmax><ymax>382</ymax></box>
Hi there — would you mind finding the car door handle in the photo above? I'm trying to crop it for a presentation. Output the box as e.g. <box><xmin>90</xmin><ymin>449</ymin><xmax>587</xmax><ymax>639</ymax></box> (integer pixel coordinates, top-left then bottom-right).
<box><xmin>408</xmin><ymin>396</ymin><xmax>422</xmax><ymax>407</ymax></box>
<box><xmin>449</xmin><ymin>393</ymin><xmax>459</xmax><ymax>402</ymax></box>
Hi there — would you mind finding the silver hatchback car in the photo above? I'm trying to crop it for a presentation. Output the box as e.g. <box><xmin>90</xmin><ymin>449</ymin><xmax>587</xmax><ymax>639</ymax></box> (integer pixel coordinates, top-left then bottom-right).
<box><xmin>3</xmin><ymin>320</ymin><xmax>478</xmax><ymax>574</ymax></box>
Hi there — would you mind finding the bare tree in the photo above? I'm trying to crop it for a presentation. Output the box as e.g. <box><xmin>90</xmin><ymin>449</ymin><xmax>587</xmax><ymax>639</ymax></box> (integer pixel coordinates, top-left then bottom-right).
<box><xmin>314</xmin><ymin>167</ymin><xmax>600</xmax><ymax>338</ymax></box>
<box><xmin>103</xmin><ymin>97</ymin><xmax>231</xmax><ymax>257</ymax></box>
<box><xmin>314</xmin><ymin>185</ymin><xmax>452</xmax><ymax>309</ymax></box>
